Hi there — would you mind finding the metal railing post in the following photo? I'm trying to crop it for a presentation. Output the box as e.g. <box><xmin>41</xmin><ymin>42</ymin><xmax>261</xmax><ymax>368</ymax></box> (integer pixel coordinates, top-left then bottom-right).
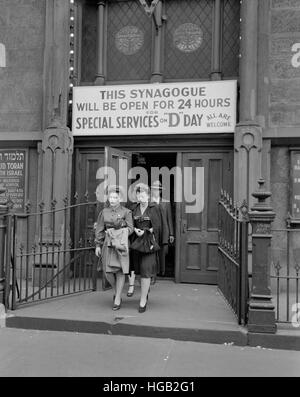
<box><xmin>239</xmin><ymin>201</ymin><xmax>249</xmax><ymax>325</ymax></box>
<box><xmin>248</xmin><ymin>178</ymin><xmax>276</xmax><ymax>333</ymax></box>
<box><xmin>0</xmin><ymin>188</ymin><xmax>8</xmax><ymax>308</ymax></box>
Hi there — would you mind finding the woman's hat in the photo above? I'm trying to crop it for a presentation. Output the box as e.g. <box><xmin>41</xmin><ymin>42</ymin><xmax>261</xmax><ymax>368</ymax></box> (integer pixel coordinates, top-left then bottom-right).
<box><xmin>134</xmin><ymin>182</ymin><xmax>150</xmax><ymax>195</ymax></box>
<box><xmin>106</xmin><ymin>185</ymin><xmax>125</xmax><ymax>200</ymax></box>
<box><xmin>150</xmin><ymin>180</ymin><xmax>164</xmax><ymax>190</ymax></box>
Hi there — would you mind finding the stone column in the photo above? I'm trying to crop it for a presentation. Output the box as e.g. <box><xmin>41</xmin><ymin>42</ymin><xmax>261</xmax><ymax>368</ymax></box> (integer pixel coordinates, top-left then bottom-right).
<box><xmin>40</xmin><ymin>117</ymin><xmax>73</xmax><ymax>239</ymax></box>
<box><xmin>151</xmin><ymin>0</ymin><xmax>163</xmax><ymax>83</ymax></box>
<box><xmin>234</xmin><ymin>0</ymin><xmax>262</xmax><ymax>208</ymax></box>
<box><xmin>41</xmin><ymin>0</ymin><xmax>74</xmax><ymax>234</ymax></box>
<box><xmin>211</xmin><ymin>0</ymin><xmax>222</xmax><ymax>81</ymax></box>
<box><xmin>248</xmin><ymin>179</ymin><xmax>276</xmax><ymax>334</ymax></box>
<box><xmin>239</xmin><ymin>0</ymin><xmax>258</xmax><ymax>121</ymax></box>
<box><xmin>43</xmin><ymin>0</ymin><xmax>71</xmax><ymax>130</ymax></box>
<box><xmin>95</xmin><ymin>1</ymin><xmax>106</xmax><ymax>85</ymax></box>
<box><xmin>0</xmin><ymin>188</ymin><xmax>7</xmax><ymax>306</ymax></box>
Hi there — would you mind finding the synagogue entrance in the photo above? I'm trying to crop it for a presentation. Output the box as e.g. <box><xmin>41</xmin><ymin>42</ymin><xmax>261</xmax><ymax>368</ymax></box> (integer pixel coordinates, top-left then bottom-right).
<box><xmin>131</xmin><ymin>152</ymin><xmax>177</xmax><ymax>279</ymax></box>
<box><xmin>74</xmin><ymin>136</ymin><xmax>233</xmax><ymax>285</ymax></box>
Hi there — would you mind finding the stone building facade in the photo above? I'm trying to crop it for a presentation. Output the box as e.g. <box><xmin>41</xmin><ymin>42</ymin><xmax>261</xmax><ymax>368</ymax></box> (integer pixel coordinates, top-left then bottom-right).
<box><xmin>0</xmin><ymin>0</ymin><xmax>300</xmax><ymax>296</ymax></box>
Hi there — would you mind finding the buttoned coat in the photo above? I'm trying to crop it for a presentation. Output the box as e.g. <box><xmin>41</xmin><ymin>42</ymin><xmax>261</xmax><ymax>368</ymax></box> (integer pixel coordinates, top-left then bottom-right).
<box><xmin>95</xmin><ymin>205</ymin><xmax>133</xmax><ymax>273</ymax></box>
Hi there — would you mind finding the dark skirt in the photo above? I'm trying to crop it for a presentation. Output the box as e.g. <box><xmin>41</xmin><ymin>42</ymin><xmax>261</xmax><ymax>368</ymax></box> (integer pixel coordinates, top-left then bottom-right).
<box><xmin>130</xmin><ymin>250</ymin><xmax>158</xmax><ymax>279</ymax></box>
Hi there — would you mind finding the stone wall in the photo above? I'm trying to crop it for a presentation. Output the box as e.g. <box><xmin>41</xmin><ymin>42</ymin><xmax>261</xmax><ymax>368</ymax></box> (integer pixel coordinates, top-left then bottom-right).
<box><xmin>269</xmin><ymin>0</ymin><xmax>300</xmax><ymax>127</ymax></box>
<box><xmin>0</xmin><ymin>0</ymin><xmax>46</xmax><ymax>132</ymax></box>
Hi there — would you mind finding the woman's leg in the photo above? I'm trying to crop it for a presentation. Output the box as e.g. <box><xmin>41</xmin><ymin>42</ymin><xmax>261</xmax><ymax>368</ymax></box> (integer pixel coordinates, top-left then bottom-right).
<box><xmin>105</xmin><ymin>273</ymin><xmax>116</xmax><ymax>296</ymax></box>
<box><xmin>114</xmin><ymin>272</ymin><xmax>125</xmax><ymax>305</ymax></box>
<box><xmin>127</xmin><ymin>271</ymin><xmax>136</xmax><ymax>295</ymax></box>
<box><xmin>140</xmin><ymin>277</ymin><xmax>151</xmax><ymax>308</ymax></box>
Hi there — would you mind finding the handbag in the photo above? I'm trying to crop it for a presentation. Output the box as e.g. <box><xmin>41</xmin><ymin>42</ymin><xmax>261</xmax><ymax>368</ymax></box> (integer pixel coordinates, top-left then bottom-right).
<box><xmin>131</xmin><ymin>229</ymin><xmax>160</xmax><ymax>253</ymax></box>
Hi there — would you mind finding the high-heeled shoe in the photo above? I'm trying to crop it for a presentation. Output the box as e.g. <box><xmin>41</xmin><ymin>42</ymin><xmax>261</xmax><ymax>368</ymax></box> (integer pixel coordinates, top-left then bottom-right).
<box><xmin>113</xmin><ymin>298</ymin><xmax>122</xmax><ymax>311</ymax></box>
<box><xmin>127</xmin><ymin>284</ymin><xmax>135</xmax><ymax>297</ymax></box>
<box><xmin>138</xmin><ymin>294</ymin><xmax>148</xmax><ymax>313</ymax></box>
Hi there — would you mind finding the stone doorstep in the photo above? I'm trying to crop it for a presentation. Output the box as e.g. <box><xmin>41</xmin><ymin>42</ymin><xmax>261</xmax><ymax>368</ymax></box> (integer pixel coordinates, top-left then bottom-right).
<box><xmin>4</xmin><ymin>314</ymin><xmax>300</xmax><ymax>352</ymax></box>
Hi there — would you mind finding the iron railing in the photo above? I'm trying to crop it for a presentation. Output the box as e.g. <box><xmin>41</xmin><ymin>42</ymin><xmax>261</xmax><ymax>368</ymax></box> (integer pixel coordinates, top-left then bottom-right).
<box><xmin>218</xmin><ymin>190</ymin><xmax>249</xmax><ymax>325</ymax></box>
<box><xmin>6</xmin><ymin>197</ymin><xmax>99</xmax><ymax>310</ymax></box>
<box><xmin>271</xmin><ymin>222</ymin><xmax>300</xmax><ymax>324</ymax></box>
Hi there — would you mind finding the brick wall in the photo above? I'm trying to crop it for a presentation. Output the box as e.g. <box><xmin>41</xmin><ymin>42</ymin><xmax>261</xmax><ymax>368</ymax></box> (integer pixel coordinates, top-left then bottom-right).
<box><xmin>0</xmin><ymin>0</ymin><xmax>46</xmax><ymax>132</ymax></box>
<box><xmin>269</xmin><ymin>0</ymin><xmax>300</xmax><ymax>127</ymax></box>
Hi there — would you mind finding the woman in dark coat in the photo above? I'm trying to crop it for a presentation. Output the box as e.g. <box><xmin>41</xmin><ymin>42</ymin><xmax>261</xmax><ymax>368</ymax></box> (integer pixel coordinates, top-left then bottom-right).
<box><xmin>129</xmin><ymin>183</ymin><xmax>168</xmax><ymax>312</ymax></box>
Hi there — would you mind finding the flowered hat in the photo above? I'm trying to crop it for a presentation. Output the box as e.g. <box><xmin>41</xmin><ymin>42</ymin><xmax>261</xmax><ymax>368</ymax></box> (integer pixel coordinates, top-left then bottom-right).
<box><xmin>106</xmin><ymin>185</ymin><xmax>126</xmax><ymax>201</ymax></box>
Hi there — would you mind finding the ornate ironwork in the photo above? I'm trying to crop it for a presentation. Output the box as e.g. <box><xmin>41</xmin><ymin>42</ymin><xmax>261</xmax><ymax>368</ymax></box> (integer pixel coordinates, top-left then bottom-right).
<box><xmin>173</xmin><ymin>23</ymin><xmax>203</xmax><ymax>53</ymax></box>
<box><xmin>270</xmin><ymin>230</ymin><xmax>300</xmax><ymax>324</ymax></box>
<box><xmin>115</xmin><ymin>25</ymin><xmax>144</xmax><ymax>55</ymax></box>
<box><xmin>7</xmin><ymin>199</ymin><xmax>98</xmax><ymax>310</ymax></box>
<box><xmin>218</xmin><ymin>191</ymin><xmax>249</xmax><ymax>325</ymax></box>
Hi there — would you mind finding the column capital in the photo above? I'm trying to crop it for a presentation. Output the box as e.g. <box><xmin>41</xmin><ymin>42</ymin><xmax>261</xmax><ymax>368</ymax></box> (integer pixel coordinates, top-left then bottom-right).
<box><xmin>42</xmin><ymin>125</ymin><xmax>73</xmax><ymax>155</ymax></box>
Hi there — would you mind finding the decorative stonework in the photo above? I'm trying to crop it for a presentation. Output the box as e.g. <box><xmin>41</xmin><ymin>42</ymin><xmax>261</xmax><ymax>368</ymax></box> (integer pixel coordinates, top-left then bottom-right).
<box><xmin>173</xmin><ymin>23</ymin><xmax>203</xmax><ymax>53</ymax></box>
<box><xmin>254</xmin><ymin>223</ymin><xmax>272</xmax><ymax>235</ymax></box>
<box><xmin>115</xmin><ymin>26</ymin><xmax>144</xmax><ymax>55</ymax></box>
<box><xmin>139</xmin><ymin>0</ymin><xmax>160</xmax><ymax>16</ymax></box>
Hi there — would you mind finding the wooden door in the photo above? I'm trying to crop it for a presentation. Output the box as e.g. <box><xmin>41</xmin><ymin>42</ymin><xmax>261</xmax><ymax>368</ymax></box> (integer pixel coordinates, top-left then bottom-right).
<box><xmin>104</xmin><ymin>146</ymin><xmax>132</xmax><ymax>203</ymax></box>
<box><xmin>74</xmin><ymin>150</ymin><xmax>105</xmax><ymax>242</ymax></box>
<box><xmin>179</xmin><ymin>151</ymin><xmax>233</xmax><ymax>284</ymax></box>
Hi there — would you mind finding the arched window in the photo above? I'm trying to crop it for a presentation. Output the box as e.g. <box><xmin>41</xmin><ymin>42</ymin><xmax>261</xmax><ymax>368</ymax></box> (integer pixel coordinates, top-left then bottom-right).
<box><xmin>0</xmin><ymin>43</ymin><xmax>6</xmax><ymax>68</ymax></box>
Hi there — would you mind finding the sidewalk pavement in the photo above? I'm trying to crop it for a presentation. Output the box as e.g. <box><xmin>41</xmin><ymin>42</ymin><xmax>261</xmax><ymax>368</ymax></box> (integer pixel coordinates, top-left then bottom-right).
<box><xmin>4</xmin><ymin>280</ymin><xmax>300</xmax><ymax>351</ymax></box>
<box><xmin>1</xmin><ymin>328</ymin><xmax>300</xmax><ymax>377</ymax></box>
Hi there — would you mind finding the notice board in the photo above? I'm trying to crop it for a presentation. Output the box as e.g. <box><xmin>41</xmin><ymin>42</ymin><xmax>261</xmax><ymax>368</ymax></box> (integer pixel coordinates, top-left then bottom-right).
<box><xmin>72</xmin><ymin>80</ymin><xmax>237</xmax><ymax>136</ymax></box>
<box><xmin>0</xmin><ymin>149</ymin><xmax>27</xmax><ymax>212</ymax></box>
<box><xmin>290</xmin><ymin>150</ymin><xmax>300</xmax><ymax>221</ymax></box>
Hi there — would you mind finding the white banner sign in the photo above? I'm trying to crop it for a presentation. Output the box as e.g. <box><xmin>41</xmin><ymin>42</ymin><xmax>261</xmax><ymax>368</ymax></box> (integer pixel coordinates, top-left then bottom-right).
<box><xmin>72</xmin><ymin>81</ymin><xmax>237</xmax><ymax>136</ymax></box>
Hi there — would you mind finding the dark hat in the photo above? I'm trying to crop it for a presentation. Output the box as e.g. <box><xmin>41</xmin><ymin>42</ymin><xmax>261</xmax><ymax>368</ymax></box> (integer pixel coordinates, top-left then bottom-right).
<box><xmin>151</xmin><ymin>180</ymin><xmax>164</xmax><ymax>190</ymax></box>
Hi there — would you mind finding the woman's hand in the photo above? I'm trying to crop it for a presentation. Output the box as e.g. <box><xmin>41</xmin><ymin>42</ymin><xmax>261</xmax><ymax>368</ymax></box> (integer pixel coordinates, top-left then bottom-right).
<box><xmin>95</xmin><ymin>246</ymin><xmax>101</xmax><ymax>257</ymax></box>
<box><xmin>135</xmin><ymin>228</ymin><xmax>145</xmax><ymax>237</ymax></box>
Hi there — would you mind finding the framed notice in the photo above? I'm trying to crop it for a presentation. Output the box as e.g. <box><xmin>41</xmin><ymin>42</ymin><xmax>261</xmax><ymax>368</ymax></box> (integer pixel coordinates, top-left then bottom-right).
<box><xmin>290</xmin><ymin>150</ymin><xmax>300</xmax><ymax>223</ymax></box>
<box><xmin>0</xmin><ymin>149</ymin><xmax>28</xmax><ymax>212</ymax></box>
<box><xmin>72</xmin><ymin>80</ymin><xmax>237</xmax><ymax>136</ymax></box>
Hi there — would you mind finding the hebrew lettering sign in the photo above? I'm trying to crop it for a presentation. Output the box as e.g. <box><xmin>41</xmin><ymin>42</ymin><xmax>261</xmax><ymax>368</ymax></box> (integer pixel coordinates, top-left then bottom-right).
<box><xmin>0</xmin><ymin>149</ymin><xmax>27</xmax><ymax>212</ymax></box>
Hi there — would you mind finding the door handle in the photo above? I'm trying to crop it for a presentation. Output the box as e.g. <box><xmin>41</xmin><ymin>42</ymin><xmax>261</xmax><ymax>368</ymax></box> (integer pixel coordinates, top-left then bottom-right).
<box><xmin>182</xmin><ymin>220</ymin><xmax>187</xmax><ymax>234</ymax></box>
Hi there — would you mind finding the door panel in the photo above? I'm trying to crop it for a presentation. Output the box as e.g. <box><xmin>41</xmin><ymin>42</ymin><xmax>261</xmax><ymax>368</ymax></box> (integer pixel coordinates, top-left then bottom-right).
<box><xmin>74</xmin><ymin>151</ymin><xmax>104</xmax><ymax>243</ymax></box>
<box><xmin>180</xmin><ymin>151</ymin><xmax>233</xmax><ymax>284</ymax></box>
<box><xmin>104</xmin><ymin>146</ymin><xmax>132</xmax><ymax>203</ymax></box>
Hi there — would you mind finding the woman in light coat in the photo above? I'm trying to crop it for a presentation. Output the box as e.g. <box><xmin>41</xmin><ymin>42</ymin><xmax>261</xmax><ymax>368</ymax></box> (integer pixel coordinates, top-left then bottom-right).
<box><xmin>95</xmin><ymin>185</ymin><xmax>133</xmax><ymax>310</ymax></box>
